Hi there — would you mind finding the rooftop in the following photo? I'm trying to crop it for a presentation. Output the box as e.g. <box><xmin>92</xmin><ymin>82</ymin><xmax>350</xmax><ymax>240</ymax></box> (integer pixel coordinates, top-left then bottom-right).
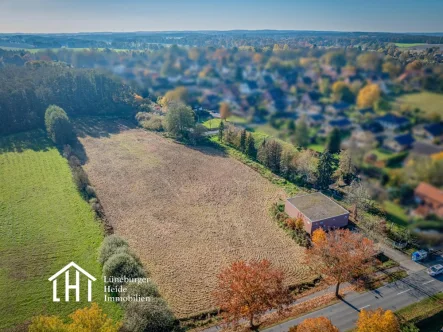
<box><xmin>424</xmin><ymin>123</ymin><xmax>443</xmax><ymax>137</ymax></box>
<box><xmin>287</xmin><ymin>192</ymin><xmax>349</xmax><ymax>222</ymax></box>
<box><xmin>393</xmin><ymin>133</ymin><xmax>415</xmax><ymax>146</ymax></box>
<box><xmin>415</xmin><ymin>182</ymin><xmax>443</xmax><ymax>205</ymax></box>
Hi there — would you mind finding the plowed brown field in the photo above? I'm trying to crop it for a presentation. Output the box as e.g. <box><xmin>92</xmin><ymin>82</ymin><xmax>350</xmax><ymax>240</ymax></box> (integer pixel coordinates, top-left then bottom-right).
<box><xmin>78</xmin><ymin>120</ymin><xmax>314</xmax><ymax>318</ymax></box>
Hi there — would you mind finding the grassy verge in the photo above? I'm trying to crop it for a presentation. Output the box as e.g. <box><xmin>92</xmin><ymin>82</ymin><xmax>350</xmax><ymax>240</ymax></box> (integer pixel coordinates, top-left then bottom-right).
<box><xmin>0</xmin><ymin>130</ymin><xmax>121</xmax><ymax>329</ymax></box>
<box><xmin>396</xmin><ymin>293</ymin><xmax>443</xmax><ymax>330</ymax></box>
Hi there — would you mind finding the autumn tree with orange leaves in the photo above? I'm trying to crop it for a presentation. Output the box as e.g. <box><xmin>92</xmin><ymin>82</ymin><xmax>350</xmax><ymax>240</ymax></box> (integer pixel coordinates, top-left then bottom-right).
<box><xmin>213</xmin><ymin>260</ymin><xmax>291</xmax><ymax>330</ymax></box>
<box><xmin>307</xmin><ymin>229</ymin><xmax>377</xmax><ymax>297</ymax></box>
<box><xmin>356</xmin><ymin>308</ymin><xmax>400</xmax><ymax>332</ymax></box>
<box><xmin>219</xmin><ymin>102</ymin><xmax>231</xmax><ymax>120</ymax></box>
<box><xmin>289</xmin><ymin>316</ymin><xmax>339</xmax><ymax>332</ymax></box>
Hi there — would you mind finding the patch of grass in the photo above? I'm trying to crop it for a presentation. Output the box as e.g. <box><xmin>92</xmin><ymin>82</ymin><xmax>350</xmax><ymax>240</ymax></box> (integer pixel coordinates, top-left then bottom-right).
<box><xmin>395</xmin><ymin>92</ymin><xmax>443</xmax><ymax>119</ymax></box>
<box><xmin>202</xmin><ymin>118</ymin><xmax>221</xmax><ymax>129</ymax></box>
<box><xmin>397</xmin><ymin>293</ymin><xmax>443</xmax><ymax>327</ymax></box>
<box><xmin>370</xmin><ymin>148</ymin><xmax>394</xmax><ymax>161</ymax></box>
<box><xmin>384</xmin><ymin>201</ymin><xmax>409</xmax><ymax>226</ymax></box>
<box><xmin>0</xmin><ymin>130</ymin><xmax>121</xmax><ymax>329</ymax></box>
<box><xmin>395</xmin><ymin>43</ymin><xmax>426</xmax><ymax>48</ymax></box>
<box><xmin>308</xmin><ymin>144</ymin><xmax>325</xmax><ymax>153</ymax></box>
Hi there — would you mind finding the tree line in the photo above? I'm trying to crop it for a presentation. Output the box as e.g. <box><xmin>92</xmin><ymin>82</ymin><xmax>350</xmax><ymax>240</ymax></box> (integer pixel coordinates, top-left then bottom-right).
<box><xmin>0</xmin><ymin>61</ymin><xmax>133</xmax><ymax>136</ymax></box>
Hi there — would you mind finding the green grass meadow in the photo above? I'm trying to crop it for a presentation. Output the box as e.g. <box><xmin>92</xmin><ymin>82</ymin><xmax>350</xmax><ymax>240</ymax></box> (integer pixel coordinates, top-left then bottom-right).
<box><xmin>395</xmin><ymin>92</ymin><xmax>443</xmax><ymax>119</ymax></box>
<box><xmin>0</xmin><ymin>130</ymin><xmax>121</xmax><ymax>329</ymax></box>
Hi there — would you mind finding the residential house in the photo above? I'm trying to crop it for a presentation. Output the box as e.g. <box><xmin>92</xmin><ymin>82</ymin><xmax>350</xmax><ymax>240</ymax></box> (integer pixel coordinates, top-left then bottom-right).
<box><xmin>285</xmin><ymin>193</ymin><xmax>349</xmax><ymax>234</ymax></box>
<box><xmin>307</xmin><ymin>114</ymin><xmax>325</xmax><ymax>127</ymax></box>
<box><xmin>405</xmin><ymin>141</ymin><xmax>443</xmax><ymax>164</ymax></box>
<box><xmin>375</xmin><ymin>114</ymin><xmax>410</xmax><ymax>131</ymax></box>
<box><xmin>325</xmin><ymin>118</ymin><xmax>353</xmax><ymax>133</ymax></box>
<box><xmin>300</xmin><ymin>91</ymin><xmax>321</xmax><ymax>107</ymax></box>
<box><xmin>383</xmin><ymin>133</ymin><xmax>415</xmax><ymax>152</ymax></box>
<box><xmin>413</xmin><ymin>182</ymin><xmax>443</xmax><ymax>218</ymax></box>
<box><xmin>326</xmin><ymin>102</ymin><xmax>351</xmax><ymax>116</ymax></box>
<box><xmin>413</xmin><ymin>123</ymin><xmax>443</xmax><ymax>144</ymax></box>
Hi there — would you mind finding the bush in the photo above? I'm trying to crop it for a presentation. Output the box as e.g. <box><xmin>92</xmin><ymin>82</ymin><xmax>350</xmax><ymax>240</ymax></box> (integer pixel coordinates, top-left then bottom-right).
<box><xmin>72</xmin><ymin>166</ymin><xmax>89</xmax><ymax>192</ymax></box>
<box><xmin>44</xmin><ymin>105</ymin><xmax>75</xmax><ymax>145</ymax></box>
<box><xmin>120</xmin><ymin>282</ymin><xmax>160</xmax><ymax>307</ymax></box>
<box><xmin>189</xmin><ymin>124</ymin><xmax>207</xmax><ymax>144</ymax></box>
<box><xmin>138</xmin><ymin>113</ymin><xmax>164</xmax><ymax>131</ymax></box>
<box><xmin>124</xmin><ymin>298</ymin><xmax>175</xmax><ymax>332</ymax></box>
<box><xmin>98</xmin><ymin>235</ymin><xmax>129</xmax><ymax>265</ymax></box>
<box><xmin>103</xmin><ymin>253</ymin><xmax>146</xmax><ymax>284</ymax></box>
<box><xmin>85</xmin><ymin>185</ymin><xmax>96</xmax><ymax>197</ymax></box>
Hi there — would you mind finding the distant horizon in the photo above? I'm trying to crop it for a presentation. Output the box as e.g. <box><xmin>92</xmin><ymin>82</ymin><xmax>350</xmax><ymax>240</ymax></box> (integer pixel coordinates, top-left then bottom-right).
<box><xmin>1</xmin><ymin>29</ymin><xmax>443</xmax><ymax>35</ymax></box>
<box><xmin>1</xmin><ymin>0</ymin><xmax>442</xmax><ymax>34</ymax></box>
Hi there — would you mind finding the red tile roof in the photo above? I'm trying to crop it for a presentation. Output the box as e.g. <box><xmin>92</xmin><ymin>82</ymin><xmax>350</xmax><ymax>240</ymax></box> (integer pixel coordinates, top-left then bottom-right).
<box><xmin>415</xmin><ymin>182</ymin><xmax>443</xmax><ymax>205</ymax></box>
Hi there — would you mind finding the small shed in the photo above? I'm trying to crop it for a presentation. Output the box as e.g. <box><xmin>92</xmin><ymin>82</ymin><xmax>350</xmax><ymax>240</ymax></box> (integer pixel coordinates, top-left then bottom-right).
<box><xmin>285</xmin><ymin>192</ymin><xmax>349</xmax><ymax>234</ymax></box>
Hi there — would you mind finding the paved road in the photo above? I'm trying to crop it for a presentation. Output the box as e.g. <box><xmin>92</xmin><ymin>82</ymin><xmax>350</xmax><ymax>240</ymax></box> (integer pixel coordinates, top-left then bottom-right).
<box><xmin>264</xmin><ymin>270</ymin><xmax>443</xmax><ymax>332</ymax></box>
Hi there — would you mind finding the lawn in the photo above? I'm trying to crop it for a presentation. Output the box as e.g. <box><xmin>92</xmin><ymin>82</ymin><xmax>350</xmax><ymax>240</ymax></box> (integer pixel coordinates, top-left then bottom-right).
<box><xmin>307</xmin><ymin>143</ymin><xmax>325</xmax><ymax>153</ymax></box>
<box><xmin>202</xmin><ymin>115</ymin><xmax>248</xmax><ymax>130</ymax></box>
<box><xmin>396</xmin><ymin>293</ymin><xmax>443</xmax><ymax>331</ymax></box>
<box><xmin>395</xmin><ymin>92</ymin><xmax>443</xmax><ymax>119</ymax></box>
<box><xmin>78</xmin><ymin>119</ymin><xmax>314</xmax><ymax>318</ymax></box>
<box><xmin>394</xmin><ymin>43</ymin><xmax>426</xmax><ymax>48</ymax></box>
<box><xmin>384</xmin><ymin>201</ymin><xmax>409</xmax><ymax>226</ymax></box>
<box><xmin>0</xmin><ymin>130</ymin><xmax>121</xmax><ymax>329</ymax></box>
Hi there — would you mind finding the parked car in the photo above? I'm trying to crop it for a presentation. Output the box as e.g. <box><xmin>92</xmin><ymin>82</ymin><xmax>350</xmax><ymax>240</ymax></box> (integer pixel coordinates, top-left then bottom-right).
<box><xmin>412</xmin><ymin>250</ymin><xmax>428</xmax><ymax>261</ymax></box>
<box><xmin>427</xmin><ymin>264</ymin><xmax>443</xmax><ymax>276</ymax></box>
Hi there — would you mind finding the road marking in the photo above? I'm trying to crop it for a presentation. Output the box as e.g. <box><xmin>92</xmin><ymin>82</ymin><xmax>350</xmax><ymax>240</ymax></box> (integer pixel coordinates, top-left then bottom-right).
<box><xmin>397</xmin><ymin>289</ymin><xmax>412</xmax><ymax>295</ymax></box>
<box><xmin>422</xmin><ymin>280</ymin><xmax>435</xmax><ymax>285</ymax></box>
<box><xmin>359</xmin><ymin>305</ymin><xmax>370</xmax><ymax>310</ymax></box>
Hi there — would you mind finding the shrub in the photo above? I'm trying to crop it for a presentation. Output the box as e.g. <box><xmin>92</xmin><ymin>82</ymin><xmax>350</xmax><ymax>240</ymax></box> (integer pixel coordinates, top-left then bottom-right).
<box><xmin>44</xmin><ymin>105</ymin><xmax>75</xmax><ymax>145</ymax></box>
<box><xmin>140</xmin><ymin>114</ymin><xmax>164</xmax><ymax>131</ymax></box>
<box><xmin>124</xmin><ymin>298</ymin><xmax>175</xmax><ymax>332</ymax></box>
<box><xmin>121</xmin><ymin>282</ymin><xmax>160</xmax><ymax>307</ymax></box>
<box><xmin>72</xmin><ymin>166</ymin><xmax>89</xmax><ymax>192</ymax></box>
<box><xmin>98</xmin><ymin>235</ymin><xmax>129</xmax><ymax>265</ymax></box>
<box><xmin>189</xmin><ymin>124</ymin><xmax>207</xmax><ymax>144</ymax></box>
<box><xmin>85</xmin><ymin>185</ymin><xmax>96</xmax><ymax>198</ymax></box>
<box><xmin>103</xmin><ymin>253</ymin><xmax>146</xmax><ymax>283</ymax></box>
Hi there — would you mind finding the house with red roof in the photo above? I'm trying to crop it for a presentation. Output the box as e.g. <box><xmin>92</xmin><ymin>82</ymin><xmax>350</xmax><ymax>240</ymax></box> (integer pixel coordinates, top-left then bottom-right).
<box><xmin>413</xmin><ymin>182</ymin><xmax>443</xmax><ymax>218</ymax></box>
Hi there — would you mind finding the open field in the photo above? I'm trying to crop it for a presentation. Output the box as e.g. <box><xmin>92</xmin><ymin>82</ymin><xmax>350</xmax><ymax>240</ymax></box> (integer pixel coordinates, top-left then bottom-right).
<box><xmin>395</xmin><ymin>92</ymin><xmax>443</xmax><ymax>119</ymax></box>
<box><xmin>0</xmin><ymin>130</ymin><xmax>121</xmax><ymax>329</ymax></box>
<box><xmin>394</xmin><ymin>43</ymin><xmax>426</xmax><ymax>48</ymax></box>
<box><xmin>78</xmin><ymin>119</ymin><xmax>315</xmax><ymax>318</ymax></box>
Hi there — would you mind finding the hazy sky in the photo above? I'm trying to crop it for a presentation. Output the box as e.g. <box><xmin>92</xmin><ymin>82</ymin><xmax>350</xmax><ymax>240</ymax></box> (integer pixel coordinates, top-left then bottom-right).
<box><xmin>0</xmin><ymin>0</ymin><xmax>442</xmax><ymax>33</ymax></box>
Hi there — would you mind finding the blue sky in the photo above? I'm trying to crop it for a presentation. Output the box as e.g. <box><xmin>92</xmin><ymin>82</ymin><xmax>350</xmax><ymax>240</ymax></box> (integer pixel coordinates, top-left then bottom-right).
<box><xmin>0</xmin><ymin>0</ymin><xmax>442</xmax><ymax>33</ymax></box>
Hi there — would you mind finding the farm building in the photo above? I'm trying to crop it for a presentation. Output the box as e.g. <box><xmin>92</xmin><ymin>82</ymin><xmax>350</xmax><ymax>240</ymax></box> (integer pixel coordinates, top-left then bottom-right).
<box><xmin>285</xmin><ymin>192</ymin><xmax>349</xmax><ymax>234</ymax></box>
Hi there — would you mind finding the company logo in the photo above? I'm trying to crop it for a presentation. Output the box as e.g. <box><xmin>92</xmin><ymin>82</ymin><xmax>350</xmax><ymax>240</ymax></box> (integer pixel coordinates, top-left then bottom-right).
<box><xmin>48</xmin><ymin>262</ymin><xmax>96</xmax><ymax>302</ymax></box>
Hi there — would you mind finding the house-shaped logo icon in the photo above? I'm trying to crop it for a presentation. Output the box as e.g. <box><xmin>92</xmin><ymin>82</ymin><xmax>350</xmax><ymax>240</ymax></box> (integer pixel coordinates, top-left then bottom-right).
<box><xmin>48</xmin><ymin>262</ymin><xmax>96</xmax><ymax>302</ymax></box>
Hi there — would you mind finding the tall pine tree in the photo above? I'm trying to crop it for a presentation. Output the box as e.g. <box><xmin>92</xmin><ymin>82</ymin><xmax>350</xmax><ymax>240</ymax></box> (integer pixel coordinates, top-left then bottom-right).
<box><xmin>246</xmin><ymin>134</ymin><xmax>257</xmax><ymax>159</ymax></box>
<box><xmin>326</xmin><ymin>128</ymin><xmax>342</xmax><ymax>154</ymax></box>
<box><xmin>316</xmin><ymin>150</ymin><xmax>336</xmax><ymax>189</ymax></box>
<box><xmin>218</xmin><ymin>120</ymin><xmax>225</xmax><ymax>142</ymax></box>
<box><xmin>240</xmin><ymin>129</ymin><xmax>247</xmax><ymax>153</ymax></box>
